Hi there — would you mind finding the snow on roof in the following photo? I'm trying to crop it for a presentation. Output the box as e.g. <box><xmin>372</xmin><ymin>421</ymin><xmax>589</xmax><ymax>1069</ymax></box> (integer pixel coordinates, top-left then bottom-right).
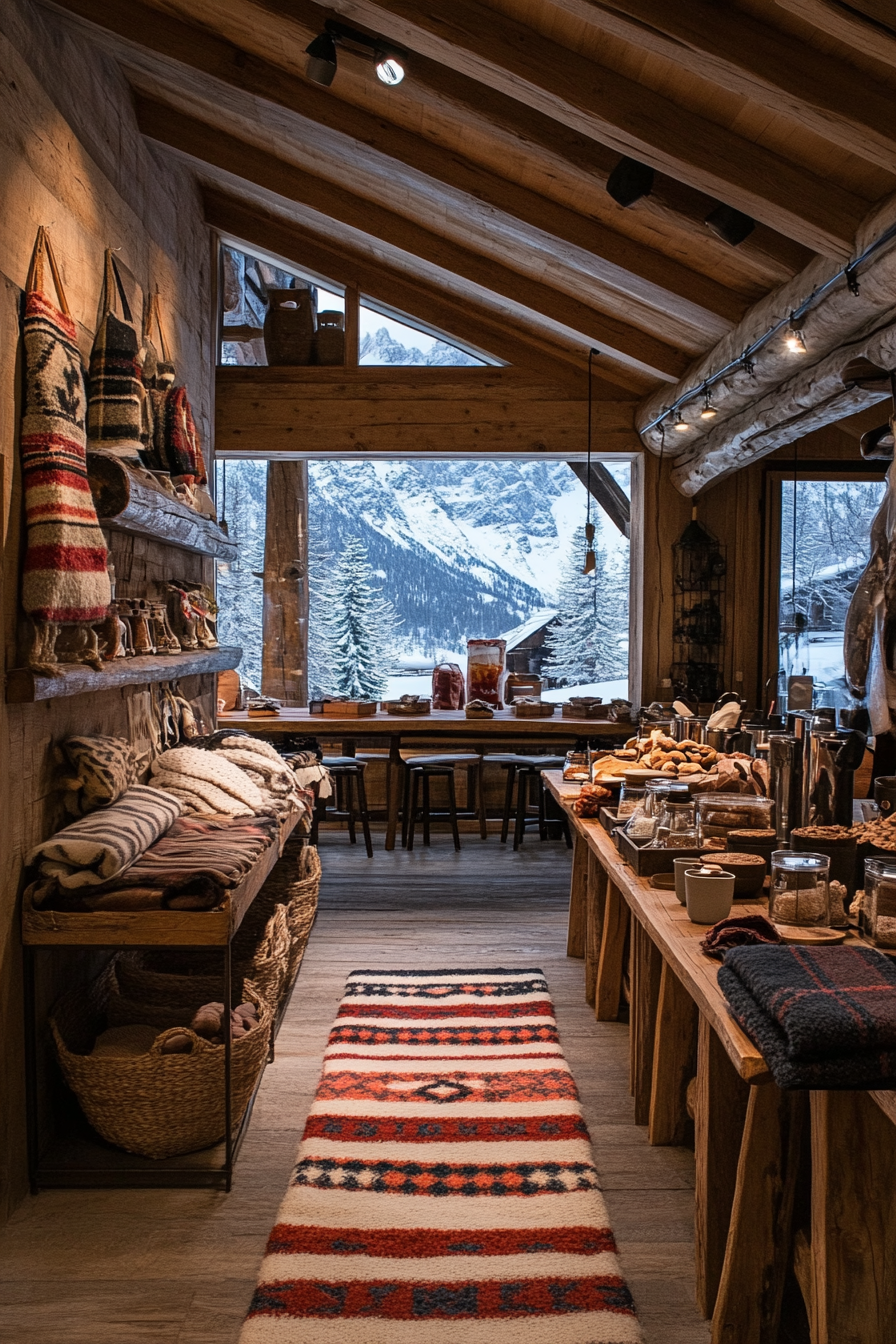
<box><xmin>779</xmin><ymin>553</ymin><xmax>868</xmax><ymax>594</ymax></box>
<box><xmin>500</xmin><ymin>607</ymin><xmax>558</xmax><ymax>649</ymax></box>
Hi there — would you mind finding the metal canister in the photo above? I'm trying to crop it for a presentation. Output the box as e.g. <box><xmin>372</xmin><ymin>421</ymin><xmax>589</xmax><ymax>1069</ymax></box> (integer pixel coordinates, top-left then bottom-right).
<box><xmin>673</xmin><ymin>715</ymin><xmax>708</xmax><ymax>744</ymax></box>
<box><xmin>803</xmin><ymin>728</ymin><xmax>855</xmax><ymax>829</ymax></box>
<box><xmin>768</xmin><ymin>734</ymin><xmax>800</xmax><ymax>841</ymax></box>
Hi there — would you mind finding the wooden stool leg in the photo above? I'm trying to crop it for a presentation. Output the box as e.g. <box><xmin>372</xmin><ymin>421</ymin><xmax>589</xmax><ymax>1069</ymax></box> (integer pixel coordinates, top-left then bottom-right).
<box><xmin>386</xmin><ymin>735</ymin><xmax>403</xmax><ymax>852</ymax></box>
<box><xmin>513</xmin><ymin>770</ymin><xmax>529</xmax><ymax>850</ymax></box>
<box><xmin>401</xmin><ymin>765</ymin><xmax>411</xmax><ymax>849</ymax></box>
<box><xmin>446</xmin><ymin>770</ymin><xmax>461</xmax><ymax>851</ymax></box>
<box><xmin>422</xmin><ymin>772</ymin><xmax>431</xmax><ymax>847</ymax></box>
<box><xmin>585</xmin><ymin>857</ymin><xmax>606</xmax><ymax>1007</ymax></box>
<box><xmin>630</xmin><ymin>921</ymin><xmax>663</xmax><ymax>1126</ymax></box>
<box><xmin>501</xmin><ymin>765</ymin><xmax>516</xmax><ymax>843</ymax></box>
<box><xmin>694</xmin><ymin>1015</ymin><xmax>751</xmax><ymax>1319</ymax></box>
<box><xmin>407</xmin><ymin>771</ymin><xmax>420</xmax><ymax>851</ymax></box>
<box><xmin>711</xmin><ymin>1084</ymin><xmax>806</xmax><ymax>1344</ymax></box>
<box><xmin>345</xmin><ymin>774</ymin><xmax>356</xmax><ymax>845</ymax></box>
<box><xmin>477</xmin><ymin>758</ymin><xmax>488</xmax><ymax>840</ymax></box>
<box><xmin>595</xmin><ymin>881</ymin><xmax>629</xmax><ymax>1021</ymax></box>
<box><xmin>808</xmin><ymin>1090</ymin><xmax>896</xmax><ymax>1344</ymax></box>
<box><xmin>649</xmin><ymin>962</ymin><xmax>698</xmax><ymax>1146</ymax></box>
<box><xmin>355</xmin><ymin>767</ymin><xmax>374</xmax><ymax>859</ymax></box>
<box><xmin>538</xmin><ymin>777</ymin><xmax>548</xmax><ymax>841</ymax></box>
<box><xmin>566</xmin><ymin>831</ymin><xmax>589</xmax><ymax>958</ymax></box>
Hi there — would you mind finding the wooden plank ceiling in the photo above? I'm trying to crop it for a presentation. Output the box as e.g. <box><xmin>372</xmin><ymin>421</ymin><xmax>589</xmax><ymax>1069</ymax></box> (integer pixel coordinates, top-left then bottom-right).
<box><xmin>43</xmin><ymin>0</ymin><xmax>896</xmax><ymax>423</ymax></box>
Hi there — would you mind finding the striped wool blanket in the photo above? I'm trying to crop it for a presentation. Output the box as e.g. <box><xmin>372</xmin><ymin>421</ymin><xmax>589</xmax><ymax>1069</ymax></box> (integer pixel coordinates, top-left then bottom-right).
<box><xmin>28</xmin><ymin>785</ymin><xmax>182</xmax><ymax>887</ymax></box>
<box><xmin>241</xmin><ymin>967</ymin><xmax>640</xmax><ymax>1343</ymax></box>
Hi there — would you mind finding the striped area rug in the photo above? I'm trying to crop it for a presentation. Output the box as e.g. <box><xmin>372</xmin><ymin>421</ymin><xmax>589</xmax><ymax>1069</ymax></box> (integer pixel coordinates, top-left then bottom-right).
<box><xmin>241</xmin><ymin>967</ymin><xmax>641</xmax><ymax>1343</ymax></box>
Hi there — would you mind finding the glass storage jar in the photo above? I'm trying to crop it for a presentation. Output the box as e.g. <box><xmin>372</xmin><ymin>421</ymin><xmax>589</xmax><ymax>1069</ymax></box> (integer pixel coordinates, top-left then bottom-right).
<box><xmin>617</xmin><ymin>779</ymin><xmax>646</xmax><ymax>819</ymax></box>
<box><xmin>864</xmin><ymin>857</ymin><xmax>896</xmax><ymax>947</ymax></box>
<box><xmin>466</xmin><ymin>638</ymin><xmax>506</xmax><ymax>708</ymax></box>
<box><xmin>695</xmin><ymin>792</ymin><xmax>775</xmax><ymax>849</ymax></box>
<box><xmin>563</xmin><ymin>750</ymin><xmax>590</xmax><ymax>783</ymax></box>
<box><xmin>647</xmin><ymin>798</ymin><xmax>698</xmax><ymax>849</ymax></box>
<box><xmin>768</xmin><ymin>850</ymin><xmax>831</xmax><ymax>927</ymax></box>
<box><xmin>625</xmin><ymin>779</ymin><xmax>687</xmax><ymax>841</ymax></box>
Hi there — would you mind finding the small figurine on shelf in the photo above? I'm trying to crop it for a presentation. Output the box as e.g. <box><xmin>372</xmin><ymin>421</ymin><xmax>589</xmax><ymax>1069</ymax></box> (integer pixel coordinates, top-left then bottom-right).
<box><xmin>166</xmin><ymin>583</ymin><xmax>200</xmax><ymax>650</ymax></box>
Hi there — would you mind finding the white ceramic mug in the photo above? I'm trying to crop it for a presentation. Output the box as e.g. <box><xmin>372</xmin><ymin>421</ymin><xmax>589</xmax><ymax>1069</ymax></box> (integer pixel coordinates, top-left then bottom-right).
<box><xmin>685</xmin><ymin>865</ymin><xmax>735</xmax><ymax>925</ymax></box>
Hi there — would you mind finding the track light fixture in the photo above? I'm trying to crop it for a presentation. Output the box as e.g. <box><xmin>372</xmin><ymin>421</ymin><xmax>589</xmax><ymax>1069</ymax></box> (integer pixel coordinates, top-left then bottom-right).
<box><xmin>606</xmin><ymin>157</ymin><xmax>654</xmax><ymax>208</ymax></box>
<box><xmin>785</xmin><ymin>313</ymin><xmax>807</xmax><ymax>354</ymax></box>
<box><xmin>674</xmin><ymin>414</ymin><xmax>689</xmax><ymax>432</ymax></box>
<box><xmin>306</xmin><ymin>19</ymin><xmax>407</xmax><ymax>89</ymax></box>
<box><xmin>704</xmin><ymin>203</ymin><xmax>756</xmax><ymax>247</ymax></box>
<box><xmin>700</xmin><ymin>387</ymin><xmax>718</xmax><ymax>420</ymax></box>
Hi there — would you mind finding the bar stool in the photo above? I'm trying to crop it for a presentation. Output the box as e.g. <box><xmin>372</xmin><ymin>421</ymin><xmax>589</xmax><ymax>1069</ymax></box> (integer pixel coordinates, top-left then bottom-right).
<box><xmin>318</xmin><ymin>756</ymin><xmax>374</xmax><ymax>858</ymax></box>
<box><xmin>402</xmin><ymin>753</ymin><xmax>484</xmax><ymax>851</ymax></box>
<box><xmin>482</xmin><ymin>754</ymin><xmax>568</xmax><ymax>849</ymax></box>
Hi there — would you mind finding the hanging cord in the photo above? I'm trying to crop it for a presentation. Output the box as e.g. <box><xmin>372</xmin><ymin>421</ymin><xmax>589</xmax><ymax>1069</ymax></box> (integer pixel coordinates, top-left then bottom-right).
<box><xmin>790</xmin><ymin>435</ymin><xmax>800</xmax><ymax>671</ymax></box>
<box><xmin>656</xmin><ymin>423</ymin><xmax>665</xmax><ymax>694</ymax></box>
<box><xmin>582</xmin><ymin>347</ymin><xmax>600</xmax><ymax>580</ymax></box>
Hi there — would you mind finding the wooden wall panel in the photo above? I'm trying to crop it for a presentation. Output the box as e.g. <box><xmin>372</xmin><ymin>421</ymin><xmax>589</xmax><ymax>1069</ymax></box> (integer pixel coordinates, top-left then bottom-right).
<box><xmin>0</xmin><ymin>0</ymin><xmax>214</xmax><ymax>1224</ymax></box>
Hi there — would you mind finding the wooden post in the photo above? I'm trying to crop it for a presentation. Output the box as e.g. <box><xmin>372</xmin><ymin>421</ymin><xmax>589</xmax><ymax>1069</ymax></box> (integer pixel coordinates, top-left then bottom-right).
<box><xmin>629</xmin><ymin>920</ymin><xmax>663</xmax><ymax>1125</ymax></box>
<box><xmin>711</xmin><ymin>1084</ymin><xmax>806</xmax><ymax>1344</ymax></box>
<box><xmin>261</xmin><ymin>461</ymin><xmax>309</xmax><ymax>704</ymax></box>
<box><xmin>343</xmin><ymin>283</ymin><xmax>360</xmax><ymax>367</ymax></box>
<box><xmin>694</xmin><ymin>1014</ymin><xmax>750</xmax><ymax>1319</ymax></box>
<box><xmin>648</xmin><ymin>960</ymin><xmax>698</xmax><ymax>1146</ymax></box>
<box><xmin>809</xmin><ymin>1090</ymin><xmax>896</xmax><ymax>1344</ymax></box>
<box><xmin>566</xmin><ymin>831</ymin><xmax>588</xmax><ymax>958</ymax></box>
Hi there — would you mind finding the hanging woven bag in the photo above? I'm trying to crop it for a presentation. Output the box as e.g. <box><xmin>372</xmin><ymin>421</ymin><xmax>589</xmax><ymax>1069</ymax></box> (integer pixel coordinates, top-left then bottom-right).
<box><xmin>20</xmin><ymin>227</ymin><xmax>111</xmax><ymax>630</ymax></box>
<box><xmin>86</xmin><ymin>249</ymin><xmax>145</xmax><ymax>459</ymax></box>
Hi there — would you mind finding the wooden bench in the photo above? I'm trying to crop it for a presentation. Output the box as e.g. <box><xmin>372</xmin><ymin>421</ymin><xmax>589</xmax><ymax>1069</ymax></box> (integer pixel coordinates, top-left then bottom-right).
<box><xmin>545</xmin><ymin>771</ymin><xmax>896</xmax><ymax>1344</ymax></box>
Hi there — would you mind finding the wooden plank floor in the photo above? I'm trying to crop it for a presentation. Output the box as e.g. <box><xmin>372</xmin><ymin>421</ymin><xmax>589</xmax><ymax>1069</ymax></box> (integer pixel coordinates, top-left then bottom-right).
<box><xmin>0</xmin><ymin>833</ymin><xmax>709</xmax><ymax>1343</ymax></box>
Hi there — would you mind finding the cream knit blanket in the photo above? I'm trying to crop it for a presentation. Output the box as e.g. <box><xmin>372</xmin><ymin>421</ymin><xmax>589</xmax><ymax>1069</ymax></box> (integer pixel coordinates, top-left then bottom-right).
<box><xmin>150</xmin><ymin>746</ymin><xmax>265</xmax><ymax>812</ymax></box>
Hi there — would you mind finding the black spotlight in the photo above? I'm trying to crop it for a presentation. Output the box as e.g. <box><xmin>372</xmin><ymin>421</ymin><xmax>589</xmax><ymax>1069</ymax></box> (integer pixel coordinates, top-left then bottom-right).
<box><xmin>705</xmin><ymin>203</ymin><xmax>755</xmax><ymax>246</ymax></box>
<box><xmin>606</xmin><ymin>157</ymin><xmax>654</xmax><ymax>208</ymax></box>
<box><xmin>306</xmin><ymin>32</ymin><xmax>338</xmax><ymax>86</ymax></box>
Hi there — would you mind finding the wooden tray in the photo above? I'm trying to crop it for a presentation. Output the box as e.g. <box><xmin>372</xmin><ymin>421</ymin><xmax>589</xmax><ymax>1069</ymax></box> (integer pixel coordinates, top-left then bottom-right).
<box><xmin>514</xmin><ymin>703</ymin><xmax>556</xmax><ymax>718</ymax></box>
<box><xmin>322</xmin><ymin>701</ymin><xmax>377</xmax><ymax>717</ymax></box>
<box><xmin>382</xmin><ymin>700</ymin><xmax>431</xmax><ymax>715</ymax></box>
<box><xmin>615</xmin><ymin>828</ymin><xmax>703</xmax><ymax>875</ymax></box>
<box><xmin>600</xmin><ymin>806</ymin><xmax>623</xmax><ymax>832</ymax></box>
<box><xmin>563</xmin><ymin>703</ymin><xmax>612</xmax><ymax>719</ymax></box>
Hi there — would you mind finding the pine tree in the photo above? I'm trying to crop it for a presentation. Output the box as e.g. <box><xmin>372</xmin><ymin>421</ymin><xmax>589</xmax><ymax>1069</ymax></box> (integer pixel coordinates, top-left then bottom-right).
<box><xmin>315</xmin><ymin>538</ymin><xmax>401</xmax><ymax>698</ymax></box>
<box><xmin>542</xmin><ymin>538</ymin><xmax>628</xmax><ymax>685</ymax></box>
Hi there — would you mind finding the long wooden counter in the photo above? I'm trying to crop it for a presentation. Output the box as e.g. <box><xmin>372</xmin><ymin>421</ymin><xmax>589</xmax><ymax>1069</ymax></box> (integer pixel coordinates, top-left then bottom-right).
<box><xmin>544</xmin><ymin>771</ymin><xmax>896</xmax><ymax>1344</ymax></box>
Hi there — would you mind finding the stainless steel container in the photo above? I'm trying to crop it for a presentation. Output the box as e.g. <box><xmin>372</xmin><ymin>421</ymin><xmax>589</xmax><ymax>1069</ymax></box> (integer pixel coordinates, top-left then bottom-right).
<box><xmin>768</xmin><ymin>734</ymin><xmax>800</xmax><ymax>841</ymax></box>
<box><xmin>803</xmin><ymin>728</ymin><xmax>855</xmax><ymax>829</ymax></box>
<box><xmin>673</xmin><ymin>715</ymin><xmax>708</xmax><ymax>744</ymax></box>
<box><xmin>741</xmin><ymin>723</ymin><xmax>772</xmax><ymax>757</ymax></box>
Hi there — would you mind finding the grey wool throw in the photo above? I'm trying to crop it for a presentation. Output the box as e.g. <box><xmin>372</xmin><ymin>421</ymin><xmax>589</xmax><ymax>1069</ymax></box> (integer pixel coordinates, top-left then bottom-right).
<box><xmin>28</xmin><ymin>785</ymin><xmax>182</xmax><ymax>887</ymax></box>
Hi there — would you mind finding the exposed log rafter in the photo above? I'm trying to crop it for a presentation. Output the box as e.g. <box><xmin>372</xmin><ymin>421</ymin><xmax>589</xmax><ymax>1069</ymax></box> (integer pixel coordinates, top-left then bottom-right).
<box><xmin>323</xmin><ymin>0</ymin><xmax>869</xmax><ymax>255</ymax></box>
<box><xmin>567</xmin><ymin>460</ymin><xmax>631</xmax><ymax>537</ymax></box>
<box><xmin>136</xmin><ymin>95</ymin><xmax>690</xmax><ymax>381</ymax></box>
<box><xmin>775</xmin><ymin>0</ymin><xmax>896</xmax><ymax>72</ymax></box>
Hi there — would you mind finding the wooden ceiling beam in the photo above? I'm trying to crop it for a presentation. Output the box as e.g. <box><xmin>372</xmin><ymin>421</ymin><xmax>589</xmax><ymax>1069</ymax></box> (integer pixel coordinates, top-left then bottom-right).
<box><xmin>323</xmin><ymin>0</ymin><xmax>867</xmax><ymax>255</ymax></box>
<box><xmin>775</xmin><ymin>0</ymin><xmax>896</xmax><ymax>72</ymax></box>
<box><xmin>44</xmin><ymin>0</ymin><xmax>744</xmax><ymax>330</ymax></box>
<box><xmin>204</xmin><ymin>189</ymin><xmax>603</xmax><ymax>390</ymax></box>
<box><xmin>549</xmin><ymin>0</ymin><xmax>896</xmax><ymax>173</ymax></box>
<box><xmin>136</xmin><ymin>96</ymin><xmax>689</xmax><ymax>381</ymax></box>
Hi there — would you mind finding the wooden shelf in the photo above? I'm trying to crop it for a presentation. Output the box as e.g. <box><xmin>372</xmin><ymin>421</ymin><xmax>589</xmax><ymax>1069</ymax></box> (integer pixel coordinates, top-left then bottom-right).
<box><xmin>88</xmin><ymin>452</ymin><xmax>238</xmax><ymax>559</ymax></box>
<box><xmin>6</xmin><ymin>645</ymin><xmax>242</xmax><ymax>705</ymax></box>
<box><xmin>22</xmin><ymin>807</ymin><xmax>302</xmax><ymax>947</ymax></box>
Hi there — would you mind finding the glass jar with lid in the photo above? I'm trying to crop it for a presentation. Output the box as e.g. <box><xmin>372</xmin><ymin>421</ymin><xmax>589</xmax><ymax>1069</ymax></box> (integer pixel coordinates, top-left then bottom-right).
<box><xmin>695</xmin><ymin>792</ymin><xmax>775</xmax><ymax>849</ymax></box>
<box><xmin>624</xmin><ymin>778</ymin><xmax>687</xmax><ymax>841</ymax></box>
<box><xmin>618</xmin><ymin>778</ymin><xmax>646</xmax><ymax>819</ymax></box>
<box><xmin>646</xmin><ymin>797</ymin><xmax>698</xmax><ymax>849</ymax></box>
<box><xmin>768</xmin><ymin>850</ymin><xmax>831</xmax><ymax>927</ymax></box>
<box><xmin>864</xmin><ymin>857</ymin><xmax>896</xmax><ymax>947</ymax></box>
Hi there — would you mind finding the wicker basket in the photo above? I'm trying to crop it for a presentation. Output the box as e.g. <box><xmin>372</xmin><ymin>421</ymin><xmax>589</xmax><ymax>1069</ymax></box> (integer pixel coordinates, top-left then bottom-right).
<box><xmin>49</xmin><ymin>970</ymin><xmax>272</xmax><ymax>1160</ymax></box>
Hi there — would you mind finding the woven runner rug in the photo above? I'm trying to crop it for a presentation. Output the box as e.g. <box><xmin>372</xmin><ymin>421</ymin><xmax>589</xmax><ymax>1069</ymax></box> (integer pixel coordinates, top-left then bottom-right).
<box><xmin>241</xmin><ymin>966</ymin><xmax>641</xmax><ymax>1342</ymax></box>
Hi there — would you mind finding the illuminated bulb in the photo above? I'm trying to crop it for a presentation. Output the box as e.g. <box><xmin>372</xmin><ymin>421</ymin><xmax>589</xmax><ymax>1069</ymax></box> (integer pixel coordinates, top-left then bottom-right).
<box><xmin>785</xmin><ymin>314</ymin><xmax>807</xmax><ymax>354</ymax></box>
<box><xmin>700</xmin><ymin>389</ymin><xmax>718</xmax><ymax>420</ymax></box>
<box><xmin>674</xmin><ymin>415</ymin><xmax>689</xmax><ymax>432</ymax></box>
<box><xmin>375</xmin><ymin>55</ymin><xmax>404</xmax><ymax>84</ymax></box>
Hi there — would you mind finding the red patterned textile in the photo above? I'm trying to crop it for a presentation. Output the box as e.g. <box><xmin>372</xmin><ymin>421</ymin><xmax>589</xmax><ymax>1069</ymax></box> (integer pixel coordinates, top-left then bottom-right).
<box><xmin>241</xmin><ymin>967</ymin><xmax>640</xmax><ymax>1342</ymax></box>
<box><xmin>21</xmin><ymin>278</ymin><xmax>110</xmax><ymax>623</ymax></box>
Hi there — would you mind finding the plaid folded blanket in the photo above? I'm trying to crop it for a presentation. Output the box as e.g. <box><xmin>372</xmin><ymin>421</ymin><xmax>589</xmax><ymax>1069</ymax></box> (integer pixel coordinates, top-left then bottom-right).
<box><xmin>719</xmin><ymin>944</ymin><xmax>896</xmax><ymax>1090</ymax></box>
<box><xmin>28</xmin><ymin>785</ymin><xmax>182</xmax><ymax>887</ymax></box>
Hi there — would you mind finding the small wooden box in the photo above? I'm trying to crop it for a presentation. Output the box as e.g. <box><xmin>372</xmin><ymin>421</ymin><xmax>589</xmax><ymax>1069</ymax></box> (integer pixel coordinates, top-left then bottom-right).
<box><xmin>599</xmin><ymin>806</ymin><xmax>623</xmax><ymax>833</ymax></box>
<box><xmin>322</xmin><ymin>700</ymin><xmax>378</xmax><ymax>717</ymax></box>
<box><xmin>514</xmin><ymin>702</ymin><xmax>556</xmax><ymax>718</ymax></box>
<box><xmin>562</xmin><ymin>702</ymin><xmax>612</xmax><ymax>720</ymax></box>
<box><xmin>615</xmin><ymin>829</ymin><xmax>702</xmax><ymax>875</ymax></box>
<box><xmin>383</xmin><ymin>699</ymin><xmax>431</xmax><ymax>715</ymax></box>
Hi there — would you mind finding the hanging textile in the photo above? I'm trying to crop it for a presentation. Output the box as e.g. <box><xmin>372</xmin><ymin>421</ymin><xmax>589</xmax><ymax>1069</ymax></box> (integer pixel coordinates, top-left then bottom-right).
<box><xmin>20</xmin><ymin>226</ymin><xmax>111</xmax><ymax>626</ymax></box>
<box><xmin>86</xmin><ymin>248</ymin><xmax>144</xmax><ymax>458</ymax></box>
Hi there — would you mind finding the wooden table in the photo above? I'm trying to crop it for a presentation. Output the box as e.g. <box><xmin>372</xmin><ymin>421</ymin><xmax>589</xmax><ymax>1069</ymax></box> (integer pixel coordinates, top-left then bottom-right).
<box><xmin>544</xmin><ymin>771</ymin><xmax>896</xmax><ymax>1344</ymax></box>
<box><xmin>220</xmin><ymin>709</ymin><xmax>627</xmax><ymax>850</ymax></box>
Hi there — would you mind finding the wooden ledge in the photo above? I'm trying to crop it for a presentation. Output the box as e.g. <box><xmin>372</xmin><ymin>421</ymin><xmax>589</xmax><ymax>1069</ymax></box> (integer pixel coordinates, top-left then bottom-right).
<box><xmin>6</xmin><ymin>646</ymin><xmax>242</xmax><ymax>704</ymax></box>
<box><xmin>88</xmin><ymin>454</ymin><xmax>238</xmax><ymax>559</ymax></box>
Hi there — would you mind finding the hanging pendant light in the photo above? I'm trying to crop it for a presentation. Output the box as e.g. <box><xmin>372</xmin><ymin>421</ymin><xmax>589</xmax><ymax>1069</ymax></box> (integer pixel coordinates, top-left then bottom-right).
<box><xmin>673</xmin><ymin>413</ymin><xmax>689</xmax><ymax>432</ymax></box>
<box><xmin>785</xmin><ymin>313</ymin><xmax>807</xmax><ymax>354</ymax></box>
<box><xmin>582</xmin><ymin>347</ymin><xmax>600</xmax><ymax>575</ymax></box>
<box><xmin>700</xmin><ymin>386</ymin><xmax>718</xmax><ymax>420</ymax></box>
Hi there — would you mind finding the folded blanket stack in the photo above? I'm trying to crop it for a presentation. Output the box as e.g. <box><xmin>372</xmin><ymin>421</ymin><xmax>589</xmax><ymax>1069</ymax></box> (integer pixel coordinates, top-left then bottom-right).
<box><xmin>719</xmin><ymin>944</ymin><xmax>896</xmax><ymax>1089</ymax></box>
<box><xmin>33</xmin><ymin>815</ymin><xmax>279</xmax><ymax>912</ymax></box>
<box><xmin>27</xmin><ymin>786</ymin><xmax>182</xmax><ymax>889</ymax></box>
<box><xmin>150</xmin><ymin>745</ymin><xmax>266</xmax><ymax>817</ymax></box>
<box><xmin>211</xmin><ymin>736</ymin><xmax>306</xmax><ymax>818</ymax></box>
